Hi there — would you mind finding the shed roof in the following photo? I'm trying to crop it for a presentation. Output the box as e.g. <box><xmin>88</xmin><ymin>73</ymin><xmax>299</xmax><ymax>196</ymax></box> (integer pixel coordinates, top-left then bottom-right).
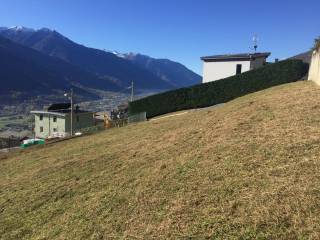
<box><xmin>201</xmin><ymin>52</ymin><xmax>271</xmax><ymax>62</ymax></box>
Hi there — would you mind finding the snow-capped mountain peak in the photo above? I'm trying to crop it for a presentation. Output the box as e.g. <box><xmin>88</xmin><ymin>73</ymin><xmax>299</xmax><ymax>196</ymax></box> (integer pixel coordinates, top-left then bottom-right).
<box><xmin>105</xmin><ymin>50</ymin><xmax>139</xmax><ymax>59</ymax></box>
<box><xmin>104</xmin><ymin>50</ymin><xmax>127</xmax><ymax>58</ymax></box>
<box><xmin>8</xmin><ymin>26</ymin><xmax>35</xmax><ymax>32</ymax></box>
<box><xmin>0</xmin><ymin>26</ymin><xmax>55</xmax><ymax>34</ymax></box>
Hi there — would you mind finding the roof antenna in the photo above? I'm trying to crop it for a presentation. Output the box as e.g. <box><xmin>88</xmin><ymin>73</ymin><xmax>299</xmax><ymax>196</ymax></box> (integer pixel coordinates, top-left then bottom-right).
<box><xmin>252</xmin><ymin>34</ymin><xmax>259</xmax><ymax>53</ymax></box>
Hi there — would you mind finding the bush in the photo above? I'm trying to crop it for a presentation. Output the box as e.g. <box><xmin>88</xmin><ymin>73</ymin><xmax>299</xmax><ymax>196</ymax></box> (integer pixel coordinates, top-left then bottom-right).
<box><xmin>129</xmin><ymin>60</ymin><xmax>309</xmax><ymax>118</ymax></box>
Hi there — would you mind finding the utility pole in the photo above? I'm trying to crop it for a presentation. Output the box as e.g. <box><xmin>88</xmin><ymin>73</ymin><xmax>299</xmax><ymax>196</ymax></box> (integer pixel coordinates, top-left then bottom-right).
<box><xmin>70</xmin><ymin>88</ymin><xmax>74</xmax><ymax>137</ymax></box>
<box><xmin>130</xmin><ymin>81</ymin><xmax>134</xmax><ymax>102</ymax></box>
<box><xmin>64</xmin><ymin>88</ymin><xmax>74</xmax><ymax>137</ymax></box>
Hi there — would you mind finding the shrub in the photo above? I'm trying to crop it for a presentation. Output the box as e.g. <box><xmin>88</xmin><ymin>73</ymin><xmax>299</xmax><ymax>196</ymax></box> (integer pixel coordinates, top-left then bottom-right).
<box><xmin>129</xmin><ymin>60</ymin><xmax>309</xmax><ymax>118</ymax></box>
<box><xmin>313</xmin><ymin>37</ymin><xmax>320</xmax><ymax>51</ymax></box>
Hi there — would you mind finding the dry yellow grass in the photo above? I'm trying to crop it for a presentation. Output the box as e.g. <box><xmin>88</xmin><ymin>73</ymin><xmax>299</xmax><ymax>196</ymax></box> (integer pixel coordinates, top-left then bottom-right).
<box><xmin>2</xmin><ymin>81</ymin><xmax>320</xmax><ymax>239</ymax></box>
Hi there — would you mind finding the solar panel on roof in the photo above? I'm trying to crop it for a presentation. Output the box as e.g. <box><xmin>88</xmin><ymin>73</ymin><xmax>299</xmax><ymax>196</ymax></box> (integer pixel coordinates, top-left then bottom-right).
<box><xmin>47</xmin><ymin>103</ymin><xmax>71</xmax><ymax>111</ymax></box>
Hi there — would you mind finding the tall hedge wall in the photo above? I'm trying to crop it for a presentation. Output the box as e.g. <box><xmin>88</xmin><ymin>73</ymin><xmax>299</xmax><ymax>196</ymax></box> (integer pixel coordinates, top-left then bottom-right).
<box><xmin>129</xmin><ymin>60</ymin><xmax>309</xmax><ymax>118</ymax></box>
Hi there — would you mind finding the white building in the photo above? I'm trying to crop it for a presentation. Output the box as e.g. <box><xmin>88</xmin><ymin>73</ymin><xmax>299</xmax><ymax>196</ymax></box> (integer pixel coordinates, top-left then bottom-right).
<box><xmin>201</xmin><ymin>52</ymin><xmax>271</xmax><ymax>83</ymax></box>
<box><xmin>308</xmin><ymin>48</ymin><xmax>320</xmax><ymax>85</ymax></box>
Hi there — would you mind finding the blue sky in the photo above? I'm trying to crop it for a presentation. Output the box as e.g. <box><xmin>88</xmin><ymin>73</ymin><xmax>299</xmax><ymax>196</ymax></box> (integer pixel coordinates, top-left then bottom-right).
<box><xmin>0</xmin><ymin>0</ymin><xmax>319</xmax><ymax>75</ymax></box>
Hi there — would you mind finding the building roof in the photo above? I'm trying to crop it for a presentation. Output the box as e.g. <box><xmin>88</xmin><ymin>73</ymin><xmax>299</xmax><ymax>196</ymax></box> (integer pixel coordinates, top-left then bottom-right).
<box><xmin>53</xmin><ymin>109</ymin><xmax>91</xmax><ymax>114</ymax></box>
<box><xmin>31</xmin><ymin>103</ymin><xmax>93</xmax><ymax>116</ymax></box>
<box><xmin>30</xmin><ymin>109</ymin><xmax>92</xmax><ymax>117</ymax></box>
<box><xmin>201</xmin><ymin>52</ymin><xmax>271</xmax><ymax>62</ymax></box>
<box><xmin>30</xmin><ymin>111</ymin><xmax>66</xmax><ymax>117</ymax></box>
<box><xmin>47</xmin><ymin>103</ymin><xmax>71</xmax><ymax>111</ymax></box>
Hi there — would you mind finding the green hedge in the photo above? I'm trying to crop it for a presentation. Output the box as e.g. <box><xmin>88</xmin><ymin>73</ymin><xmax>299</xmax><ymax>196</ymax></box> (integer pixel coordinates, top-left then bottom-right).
<box><xmin>129</xmin><ymin>60</ymin><xmax>309</xmax><ymax>118</ymax></box>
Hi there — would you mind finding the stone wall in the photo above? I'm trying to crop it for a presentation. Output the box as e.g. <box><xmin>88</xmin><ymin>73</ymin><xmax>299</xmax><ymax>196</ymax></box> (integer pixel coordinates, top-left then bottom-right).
<box><xmin>308</xmin><ymin>49</ymin><xmax>320</xmax><ymax>84</ymax></box>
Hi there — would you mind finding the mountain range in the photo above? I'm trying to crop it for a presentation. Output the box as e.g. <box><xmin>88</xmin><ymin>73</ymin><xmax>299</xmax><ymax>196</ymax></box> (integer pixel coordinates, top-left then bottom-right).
<box><xmin>0</xmin><ymin>36</ymin><xmax>113</xmax><ymax>93</ymax></box>
<box><xmin>121</xmin><ymin>53</ymin><xmax>201</xmax><ymax>88</ymax></box>
<box><xmin>289</xmin><ymin>50</ymin><xmax>312</xmax><ymax>64</ymax></box>
<box><xmin>0</xmin><ymin>26</ymin><xmax>201</xmax><ymax>102</ymax></box>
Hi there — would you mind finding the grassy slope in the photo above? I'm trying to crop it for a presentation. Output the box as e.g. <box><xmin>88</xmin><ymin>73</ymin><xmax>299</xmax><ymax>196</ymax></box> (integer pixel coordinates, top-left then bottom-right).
<box><xmin>2</xmin><ymin>81</ymin><xmax>320</xmax><ymax>239</ymax></box>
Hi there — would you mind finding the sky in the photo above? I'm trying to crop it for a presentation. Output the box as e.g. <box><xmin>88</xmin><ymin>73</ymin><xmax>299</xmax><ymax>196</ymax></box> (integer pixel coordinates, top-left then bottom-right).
<box><xmin>0</xmin><ymin>0</ymin><xmax>320</xmax><ymax>75</ymax></box>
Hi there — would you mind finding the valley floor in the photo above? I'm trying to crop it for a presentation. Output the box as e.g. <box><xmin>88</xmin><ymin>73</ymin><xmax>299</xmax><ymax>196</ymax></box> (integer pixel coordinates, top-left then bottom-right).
<box><xmin>1</xmin><ymin>81</ymin><xmax>320</xmax><ymax>239</ymax></box>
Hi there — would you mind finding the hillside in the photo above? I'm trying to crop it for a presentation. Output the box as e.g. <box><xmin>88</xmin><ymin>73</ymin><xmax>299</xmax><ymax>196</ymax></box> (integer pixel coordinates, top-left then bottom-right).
<box><xmin>122</xmin><ymin>53</ymin><xmax>202</xmax><ymax>87</ymax></box>
<box><xmin>290</xmin><ymin>50</ymin><xmax>312</xmax><ymax>64</ymax></box>
<box><xmin>0</xmin><ymin>36</ymin><xmax>119</xmax><ymax>99</ymax></box>
<box><xmin>0</xmin><ymin>27</ymin><xmax>200</xmax><ymax>90</ymax></box>
<box><xmin>2</xmin><ymin>81</ymin><xmax>320</xmax><ymax>239</ymax></box>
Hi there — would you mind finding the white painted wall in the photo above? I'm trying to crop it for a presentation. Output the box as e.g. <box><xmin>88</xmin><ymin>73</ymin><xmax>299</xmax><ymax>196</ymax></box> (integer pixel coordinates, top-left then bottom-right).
<box><xmin>250</xmin><ymin>58</ymin><xmax>266</xmax><ymax>70</ymax></box>
<box><xmin>202</xmin><ymin>61</ymin><xmax>251</xmax><ymax>83</ymax></box>
<box><xmin>202</xmin><ymin>58</ymin><xmax>267</xmax><ymax>83</ymax></box>
<box><xmin>308</xmin><ymin>50</ymin><xmax>320</xmax><ymax>85</ymax></box>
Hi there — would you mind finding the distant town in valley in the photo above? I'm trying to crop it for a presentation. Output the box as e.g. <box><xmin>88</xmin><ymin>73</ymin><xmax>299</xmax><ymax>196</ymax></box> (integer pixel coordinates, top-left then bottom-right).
<box><xmin>0</xmin><ymin>26</ymin><xmax>202</xmax><ymax>138</ymax></box>
<box><xmin>0</xmin><ymin>26</ymin><xmax>313</xmax><ymax>139</ymax></box>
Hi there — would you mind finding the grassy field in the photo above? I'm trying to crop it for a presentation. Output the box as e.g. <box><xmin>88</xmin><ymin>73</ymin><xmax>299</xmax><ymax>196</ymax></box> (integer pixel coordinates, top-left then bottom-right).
<box><xmin>2</xmin><ymin>81</ymin><xmax>320</xmax><ymax>239</ymax></box>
